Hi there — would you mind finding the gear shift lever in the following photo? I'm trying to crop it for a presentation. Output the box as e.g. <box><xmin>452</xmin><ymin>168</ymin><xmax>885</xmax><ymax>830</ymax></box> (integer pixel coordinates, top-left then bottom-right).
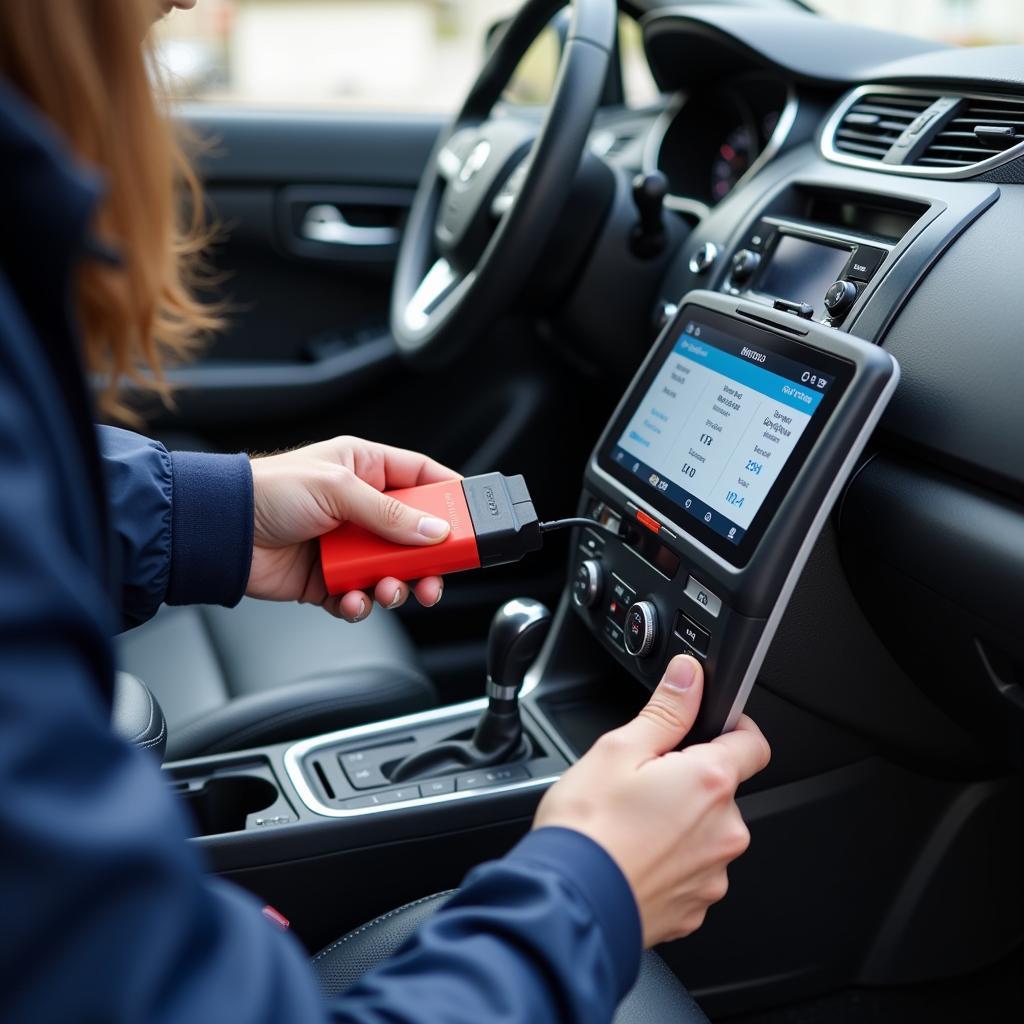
<box><xmin>390</xmin><ymin>599</ymin><xmax>552</xmax><ymax>783</ymax></box>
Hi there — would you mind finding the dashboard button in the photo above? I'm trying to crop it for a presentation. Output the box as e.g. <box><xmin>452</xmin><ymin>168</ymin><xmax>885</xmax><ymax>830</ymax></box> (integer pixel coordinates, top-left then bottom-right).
<box><xmin>674</xmin><ymin>612</ymin><xmax>711</xmax><ymax>656</ymax></box>
<box><xmin>730</xmin><ymin>248</ymin><xmax>762</xmax><ymax>284</ymax></box>
<box><xmin>744</xmin><ymin>220</ymin><xmax>773</xmax><ymax>252</ymax></box>
<box><xmin>624</xmin><ymin>601</ymin><xmax>658</xmax><ymax>658</ymax></box>
<box><xmin>688</xmin><ymin>242</ymin><xmax>719</xmax><ymax>275</ymax></box>
<box><xmin>603</xmin><ymin>620</ymin><xmax>625</xmax><ymax>649</ymax></box>
<box><xmin>846</xmin><ymin>246</ymin><xmax>886</xmax><ymax>282</ymax></box>
<box><xmin>421</xmin><ymin>778</ymin><xmax>455</xmax><ymax>796</ymax></box>
<box><xmin>684</xmin><ymin>576</ymin><xmax>722</xmax><ymax>618</ymax></box>
<box><xmin>572</xmin><ymin>559</ymin><xmax>604</xmax><ymax>609</ymax></box>
<box><xmin>457</xmin><ymin>766</ymin><xmax>528</xmax><ymax>791</ymax></box>
<box><xmin>824</xmin><ymin>279</ymin><xmax>858</xmax><ymax>318</ymax></box>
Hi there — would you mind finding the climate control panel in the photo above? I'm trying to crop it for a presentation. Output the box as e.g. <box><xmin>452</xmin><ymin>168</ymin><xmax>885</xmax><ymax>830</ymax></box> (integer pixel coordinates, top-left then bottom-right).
<box><xmin>568</xmin><ymin>490</ymin><xmax>750</xmax><ymax>696</ymax></box>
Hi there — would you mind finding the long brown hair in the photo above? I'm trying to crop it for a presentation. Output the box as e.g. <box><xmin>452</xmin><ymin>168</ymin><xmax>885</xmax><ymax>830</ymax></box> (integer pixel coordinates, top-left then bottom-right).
<box><xmin>0</xmin><ymin>0</ymin><xmax>220</xmax><ymax>417</ymax></box>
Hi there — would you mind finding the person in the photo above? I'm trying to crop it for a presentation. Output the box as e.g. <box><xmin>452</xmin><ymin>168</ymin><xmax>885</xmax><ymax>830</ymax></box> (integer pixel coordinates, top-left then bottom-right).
<box><xmin>0</xmin><ymin>1</ymin><xmax>771</xmax><ymax>1021</ymax></box>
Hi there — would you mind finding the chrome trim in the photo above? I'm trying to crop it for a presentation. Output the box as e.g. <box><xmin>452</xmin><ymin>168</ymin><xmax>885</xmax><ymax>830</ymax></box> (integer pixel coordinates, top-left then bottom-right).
<box><xmin>643</xmin><ymin>86</ymin><xmax>798</xmax><ymax>218</ymax></box>
<box><xmin>759</xmin><ymin>215</ymin><xmax>897</xmax><ymax>255</ymax></box>
<box><xmin>486</xmin><ymin>681</ymin><xmax>519</xmax><ymax>702</ymax></box>
<box><xmin>404</xmin><ymin>258</ymin><xmax>458</xmax><ymax>332</ymax></box>
<box><xmin>283</xmin><ymin>700</ymin><xmax>559</xmax><ymax>819</ymax></box>
<box><xmin>720</xmin><ymin>361</ymin><xmax>901</xmax><ymax>730</ymax></box>
<box><xmin>301</xmin><ymin>205</ymin><xmax>400</xmax><ymax>247</ymax></box>
<box><xmin>821</xmin><ymin>83</ymin><xmax>1024</xmax><ymax>179</ymax></box>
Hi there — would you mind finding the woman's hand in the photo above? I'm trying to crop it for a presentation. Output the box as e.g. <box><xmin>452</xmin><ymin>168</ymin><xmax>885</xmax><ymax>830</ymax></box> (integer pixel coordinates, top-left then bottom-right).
<box><xmin>533</xmin><ymin>655</ymin><xmax>770</xmax><ymax>947</ymax></box>
<box><xmin>247</xmin><ymin>437</ymin><xmax>459</xmax><ymax>622</ymax></box>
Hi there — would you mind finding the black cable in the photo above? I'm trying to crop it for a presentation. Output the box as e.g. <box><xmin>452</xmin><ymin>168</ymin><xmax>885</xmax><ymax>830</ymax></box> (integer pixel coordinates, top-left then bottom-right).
<box><xmin>538</xmin><ymin>517</ymin><xmax>619</xmax><ymax>537</ymax></box>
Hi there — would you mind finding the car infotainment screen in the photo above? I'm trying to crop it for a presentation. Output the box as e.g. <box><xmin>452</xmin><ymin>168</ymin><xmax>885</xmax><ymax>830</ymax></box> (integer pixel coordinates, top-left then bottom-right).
<box><xmin>602</xmin><ymin>306</ymin><xmax>853</xmax><ymax>565</ymax></box>
<box><xmin>755</xmin><ymin>234</ymin><xmax>852</xmax><ymax>311</ymax></box>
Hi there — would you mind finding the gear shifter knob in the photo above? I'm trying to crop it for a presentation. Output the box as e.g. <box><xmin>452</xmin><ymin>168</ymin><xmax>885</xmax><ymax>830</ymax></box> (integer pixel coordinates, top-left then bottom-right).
<box><xmin>388</xmin><ymin>598</ymin><xmax>550</xmax><ymax>783</ymax></box>
<box><xmin>487</xmin><ymin>598</ymin><xmax>553</xmax><ymax>695</ymax></box>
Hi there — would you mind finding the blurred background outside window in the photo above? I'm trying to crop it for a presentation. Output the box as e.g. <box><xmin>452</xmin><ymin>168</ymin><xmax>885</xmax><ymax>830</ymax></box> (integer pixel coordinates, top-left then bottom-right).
<box><xmin>153</xmin><ymin>1</ymin><xmax>657</xmax><ymax>110</ymax></box>
<box><xmin>153</xmin><ymin>1</ymin><xmax>1024</xmax><ymax>113</ymax></box>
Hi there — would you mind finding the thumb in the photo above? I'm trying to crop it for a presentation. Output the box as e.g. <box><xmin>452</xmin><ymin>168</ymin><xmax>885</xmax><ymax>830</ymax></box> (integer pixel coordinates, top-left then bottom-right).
<box><xmin>340</xmin><ymin>472</ymin><xmax>451</xmax><ymax>546</ymax></box>
<box><xmin>612</xmin><ymin>655</ymin><xmax>704</xmax><ymax>759</ymax></box>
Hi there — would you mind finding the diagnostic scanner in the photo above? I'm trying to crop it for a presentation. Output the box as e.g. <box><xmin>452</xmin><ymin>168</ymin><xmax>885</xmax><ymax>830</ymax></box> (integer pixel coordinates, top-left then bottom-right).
<box><xmin>320</xmin><ymin>473</ymin><xmax>547</xmax><ymax>595</ymax></box>
<box><xmin>574</xmin><ymin>289</ymin><xmax>900</xmax><ymax>744</ymax></box>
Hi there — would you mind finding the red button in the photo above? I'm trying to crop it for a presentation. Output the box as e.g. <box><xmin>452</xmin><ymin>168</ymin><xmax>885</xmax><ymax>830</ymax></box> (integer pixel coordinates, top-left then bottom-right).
<box><xmin>636</xmin><ymin>509</ymin><xmax>660</xmax><ymax>534</ymax></box>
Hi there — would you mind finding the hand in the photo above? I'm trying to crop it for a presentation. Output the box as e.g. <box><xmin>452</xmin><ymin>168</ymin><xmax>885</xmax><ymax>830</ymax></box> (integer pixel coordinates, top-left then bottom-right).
<box><xmin>247</xmin><ymin>436</ymin><xmax>459</xmax><ymax>622</ymax></box>
<box><xmin>533</xmin><ymin>655</ymin><xmax>770</xmax><ymax>947</ymax></box>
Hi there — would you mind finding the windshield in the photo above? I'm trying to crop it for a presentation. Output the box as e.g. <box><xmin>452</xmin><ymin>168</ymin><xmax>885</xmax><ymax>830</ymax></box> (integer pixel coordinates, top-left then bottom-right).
<box><xmin>806</xmin><ymin>0</ymin><xmax>1024</xmax><ymax>45</ymax></box>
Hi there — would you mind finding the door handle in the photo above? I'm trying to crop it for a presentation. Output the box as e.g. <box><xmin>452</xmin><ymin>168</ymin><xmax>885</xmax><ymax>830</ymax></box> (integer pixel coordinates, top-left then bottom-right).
<box><xmin>300</xmin><ymin>204</ymin><xmax>400</xmax><ymax>247</ymax></box>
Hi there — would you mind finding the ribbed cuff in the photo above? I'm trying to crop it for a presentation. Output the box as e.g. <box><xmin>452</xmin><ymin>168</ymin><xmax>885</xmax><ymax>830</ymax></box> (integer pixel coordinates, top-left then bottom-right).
<box><xmin>506</xmin><ymin>827</ymin><xmax>642</xmax><ymax>1000</ymax></box>
<box><xmin>167</xmin><ymin>451</ymin><xmax>253</xmax><ymax>608</ymax></box>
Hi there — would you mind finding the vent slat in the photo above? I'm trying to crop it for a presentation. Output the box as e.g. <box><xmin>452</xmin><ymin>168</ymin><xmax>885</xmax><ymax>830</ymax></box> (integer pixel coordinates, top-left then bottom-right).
<box><xmin>837</xmin><ymin>127</ymin><xmax>901</xmax><ymax>145</ymax></box>
<box><xmin>831</xmin><ymin>91</ymin><xmax>936</xmax><ymax>164</ymax></box>
<box><xmin>830</xmin><ymin>88</ymin><xmax>1024</xmax><ymax>171</ymax></box>
<box><xmin>918</xmin><ymin>96</ymin><xmax>1024</xmax><ymax>167</ymax></box>
<box><xmin>834</xmin><ymin>139</ymin><xmax>892</xmax><ymax>158</ymax></box>
<box><xmin>926</xmin><ymin>143</ymin><xmax>1002</xmax><ymax>157</ymax></box>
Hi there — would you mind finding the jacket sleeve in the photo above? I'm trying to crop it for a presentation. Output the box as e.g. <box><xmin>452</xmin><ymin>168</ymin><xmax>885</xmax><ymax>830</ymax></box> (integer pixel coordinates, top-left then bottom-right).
<box><xmin>0</xmin><ymin>287</ymin><xmax>329</xmax><ymax>1023</ymax></box>
<box><xmin>2</xmin><ymin>309</ymin><xmax>644</xmax><ymax>1022</ymax></box>
<box><xmin>331</xmin><ymin>827</ymin><xmax>642</xmax><ymax>1024</ymax></box>
<box><xmin>98</xmin><ymin>425</ymin><xmax>253</xmax><ymax>627</ymax></box>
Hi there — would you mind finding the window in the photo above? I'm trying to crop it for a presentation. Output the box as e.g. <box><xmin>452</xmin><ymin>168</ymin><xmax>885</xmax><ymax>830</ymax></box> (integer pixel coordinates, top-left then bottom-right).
<box><xmin>154</xmin><ymin>0</ymin><xmax>523</xmax><ymax>111</ymax></box>
<box><xmin>154</xmin><ymin>2</ymin><xmax>661</xmax><ymax>112</ymax></box>
<box><xmin>806</xmin><ymin>0</ymin><xmax>1024</xmax><ymax>46</ymax></box>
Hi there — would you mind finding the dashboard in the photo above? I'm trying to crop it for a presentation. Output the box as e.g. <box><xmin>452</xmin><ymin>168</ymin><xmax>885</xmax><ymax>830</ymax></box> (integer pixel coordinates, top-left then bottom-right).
<box><xmin>646</xmin><ymin>73</ymin><xmax>791</xmax><ymax>215</ymax></box>
<box><xmin>578</xmin><ymin>3</ymin><xmax>1024</xmax><ymax>768</ymax></box>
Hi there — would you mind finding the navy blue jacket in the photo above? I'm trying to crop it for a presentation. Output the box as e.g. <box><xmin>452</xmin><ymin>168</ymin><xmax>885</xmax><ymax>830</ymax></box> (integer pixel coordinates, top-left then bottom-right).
<box><xmin>0</xmin><ymin>80</ymin><xmax>641</xmax><ymax>1022</ymax></box>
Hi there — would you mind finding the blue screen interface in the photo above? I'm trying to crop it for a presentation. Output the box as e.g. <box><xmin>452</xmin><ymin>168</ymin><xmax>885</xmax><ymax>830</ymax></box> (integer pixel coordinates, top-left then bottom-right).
<box><xmin>612</xmin><ymin>318</ymin><xmax>835</xmax><ymax>546</ymax></box>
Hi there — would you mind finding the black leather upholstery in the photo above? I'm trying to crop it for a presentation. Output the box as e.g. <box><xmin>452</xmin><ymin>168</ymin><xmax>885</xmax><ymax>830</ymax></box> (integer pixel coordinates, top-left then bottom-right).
<box><xmin>117</xmin><ymin>598</ymin><xmax>437</xmax><ymax>761</ymax></box>
<box><xmin>312</xmin><ymin>891</ymin><xmax>710</xmax><ymax>1023</ymax></box>
<box><xmin>111</xmin><ymin>671</ymin><xmax>168</xmax><ymax>760</ymax></box>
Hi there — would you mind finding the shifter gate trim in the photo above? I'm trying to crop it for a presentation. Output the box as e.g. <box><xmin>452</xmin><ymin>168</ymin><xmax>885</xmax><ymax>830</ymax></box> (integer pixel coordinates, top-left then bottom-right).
<box><xmin>283</xmin><ymin>700</ymin><xmax>559</xmax><ymax>818</ymax></box>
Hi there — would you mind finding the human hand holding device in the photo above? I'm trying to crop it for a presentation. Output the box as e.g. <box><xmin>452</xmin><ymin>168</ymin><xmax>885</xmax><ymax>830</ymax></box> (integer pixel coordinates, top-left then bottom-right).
<box><xmin>534</xmin><ymin>654</ymin><xmax>770</xmax><ymax>947</ymax></box>
<box><xmin>247</xmin><ymin>436</ymin><xmax>458</xmax><ymax>622</ymax></box>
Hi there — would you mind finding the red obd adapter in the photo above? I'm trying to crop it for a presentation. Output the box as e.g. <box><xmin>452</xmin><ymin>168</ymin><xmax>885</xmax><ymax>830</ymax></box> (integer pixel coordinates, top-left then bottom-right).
<box><xmin>320</xmin><ymin>473</ymin><xmax>546</xmax><ymax>595</ymax></box>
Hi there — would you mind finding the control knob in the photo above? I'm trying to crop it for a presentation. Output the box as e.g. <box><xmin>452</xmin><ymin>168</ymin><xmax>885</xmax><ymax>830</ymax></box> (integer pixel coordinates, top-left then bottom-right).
<box><xmin>572</xmin><ymin>559</ymin><xmax>604</xmax><ymax>610</ymax></box>
<box><xmin>624</xmin><ymin>600</ymin><xmax>658</xmax><ymax>658</ymax></box>
<box><xmin>730</xmin><ymin>248</ymin><xmax>762</xmax><ymax>284</ymax></box>
<box><xmin>824</xmin><ymin>279</ymin><xmax>858</xmax><ymax>319</ymax></box>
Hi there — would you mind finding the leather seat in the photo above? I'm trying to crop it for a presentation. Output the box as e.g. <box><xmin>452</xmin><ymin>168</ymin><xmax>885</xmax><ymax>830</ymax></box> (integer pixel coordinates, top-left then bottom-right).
<box><xmin>312</xmin><ymin>891</ymin><xmax>710</xmax><ymax>1023</ymax></box>
<box><xmin>116</xmin><ymin>598</ymin><xmax>437</xmax><ymax>762</ymax></box>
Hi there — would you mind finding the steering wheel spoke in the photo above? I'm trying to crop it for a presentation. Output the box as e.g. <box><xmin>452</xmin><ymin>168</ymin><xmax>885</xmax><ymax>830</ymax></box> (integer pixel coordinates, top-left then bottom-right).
<box><xmin>403</xmin><ymin>258</ymin><xmax>468</xmax><ymax>333</ymax></box>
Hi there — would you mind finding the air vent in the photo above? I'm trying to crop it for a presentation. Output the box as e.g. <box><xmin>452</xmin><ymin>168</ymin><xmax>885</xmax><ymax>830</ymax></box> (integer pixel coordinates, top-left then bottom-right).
<box><xmin>916</xmin><ymin>95</ymin><xmax>1024</xmax><ymax>168</ymax></box>
<box><xmin>832</xmin><ymin>91</ymin><xmax>934</xmax><ymax>161</ymax></box>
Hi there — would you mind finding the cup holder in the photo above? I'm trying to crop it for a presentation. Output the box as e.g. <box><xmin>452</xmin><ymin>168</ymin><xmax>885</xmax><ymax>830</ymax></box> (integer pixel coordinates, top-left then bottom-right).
<box><xmin>180</xmin><ymin>774</ymin><xmax>278</xmax><ymax>836</ymax></box>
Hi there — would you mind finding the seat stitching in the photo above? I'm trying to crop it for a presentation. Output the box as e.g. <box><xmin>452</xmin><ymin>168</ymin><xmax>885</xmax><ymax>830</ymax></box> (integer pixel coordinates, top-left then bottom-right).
<box><xmin>311</xmin><ymin>890</ymin><xmax>456</xmax><ymax>964</ymax></box>
<box><xmin>136</xmin><ymin>716</ymin><xmax>166</xmax><ymax>750</ymax></box>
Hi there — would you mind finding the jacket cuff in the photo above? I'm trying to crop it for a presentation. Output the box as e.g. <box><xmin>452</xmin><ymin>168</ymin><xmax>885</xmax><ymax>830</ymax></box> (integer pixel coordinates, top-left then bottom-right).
<box><xmin>506</xmin><ymin>827</ymin><xmax>642</xmax><ymax>1001</ymax></box>
<box><xmin>167</xmin><ymin>451</ymin><xmax>253</xmax><ymax>608</ymax></box>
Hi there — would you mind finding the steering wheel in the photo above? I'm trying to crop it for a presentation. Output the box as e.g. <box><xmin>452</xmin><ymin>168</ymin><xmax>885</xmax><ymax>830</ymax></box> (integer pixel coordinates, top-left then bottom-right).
<box><xmin>390</xmin><ymin>0</ymin><xmax>616</xmax><ymax>368</ymax></box>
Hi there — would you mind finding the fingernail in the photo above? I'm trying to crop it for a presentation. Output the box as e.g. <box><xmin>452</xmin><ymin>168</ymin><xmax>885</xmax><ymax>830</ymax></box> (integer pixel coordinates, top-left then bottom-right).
<box><xmin>388</xmin><ymin>589</ymin><xmax>403</xmax><ymax>609</ymax></box>
<box><xmin>432</xmin><ymin>579</ymin><xmax>444</xmax><ymax>607</ymax></box>
<box><xmin>663</xmin><ymin>655</ymin><xmax>697</xmax><ymax>692</ymax></box>
<box><xmin>417</xmin><ymin>516</ymin><xmax>450</xmax><ymax>540</ymax></box>
<box><xmin>352</xmin><ymin>598</ymin><xmax>367</xmax><ymax>622</ymax></box>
